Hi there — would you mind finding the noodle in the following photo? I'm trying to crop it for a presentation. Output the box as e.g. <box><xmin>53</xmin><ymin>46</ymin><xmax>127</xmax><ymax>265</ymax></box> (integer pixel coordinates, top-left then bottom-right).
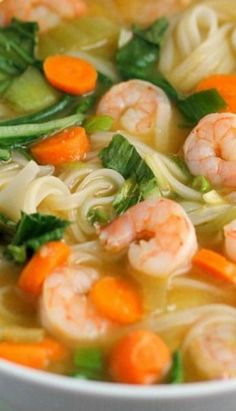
<box><xmin>160</xmin><ymin>2</ymin><xmax>236</xmax><ymax>92</ymax></box>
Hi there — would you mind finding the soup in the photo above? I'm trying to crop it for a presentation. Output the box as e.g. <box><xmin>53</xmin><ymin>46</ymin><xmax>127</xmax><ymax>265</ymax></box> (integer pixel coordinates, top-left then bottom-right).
<box><xmin>0</xmin><ymin>0</ymin><xmax>236</xmax><ymax>385</ymax></box>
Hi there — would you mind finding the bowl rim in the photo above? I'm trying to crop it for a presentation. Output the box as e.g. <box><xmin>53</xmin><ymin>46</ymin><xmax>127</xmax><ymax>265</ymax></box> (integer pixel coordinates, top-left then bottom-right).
<box><xmin>0</xmin><ymin>358</ymin><xmax>235</xmax><ymax>400</ymax></box>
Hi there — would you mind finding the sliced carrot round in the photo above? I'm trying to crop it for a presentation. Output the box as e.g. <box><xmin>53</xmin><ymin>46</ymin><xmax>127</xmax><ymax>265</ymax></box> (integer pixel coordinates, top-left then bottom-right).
<box><xmin>90</xmin><ymin>276</ymin><xmax>143</xmax><ymax>324</ymax></box>
<box><xmin>109</xmin><ymin>330</ymin><xmax>171</xmax><ymax>385</ymax></box>
<box><xmin>18</xmin><ymin>241</ymin><xmax>71</xmax><ymax>295</ymax></box>
<box><xmin>44</xmin><ymin>55</ymin><xmax>97</xmax><ymax>95</ymax></box>
<box><xmin>196</xmin><ymin>75</ymin><xmax>236</xmax><ymax>113</ymax></box>
<box><xmin>30</xmin><ymin>126</ymin><xmax>90</xmax><ymax>166</ymax></box>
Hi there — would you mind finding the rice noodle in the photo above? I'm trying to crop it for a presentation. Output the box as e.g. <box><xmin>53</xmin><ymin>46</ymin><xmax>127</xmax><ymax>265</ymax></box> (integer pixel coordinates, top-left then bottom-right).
<box><xmin>143</xmin><ymin>304</ymin><xmax>236</xmax><ymax>332</ymax></box>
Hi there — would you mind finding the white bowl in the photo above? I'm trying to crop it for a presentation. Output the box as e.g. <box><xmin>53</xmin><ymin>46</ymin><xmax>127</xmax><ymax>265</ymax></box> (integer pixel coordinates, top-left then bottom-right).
<box><xmin>0</xmin><ymin>360</ymin><xmax>235</xmax><ymax>411</ymax></box>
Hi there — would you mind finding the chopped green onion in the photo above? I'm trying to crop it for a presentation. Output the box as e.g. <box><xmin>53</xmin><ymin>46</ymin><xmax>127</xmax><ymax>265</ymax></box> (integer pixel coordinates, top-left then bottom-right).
<box><xmin>192</xmin><ymin>175</ymin><xmax>212</xmax><ymax>193</ymax></box>
<box><xmin>74</xmin><ymin>347</ymin><xmax>104</xmax><ymax>381</ymax></box>
<box><xmin>0</xmin><ymin>148</ymin><xmax>11</xmax><ymax>161</ymax></box>
<box><xmin>87</xmin><ymin>208</ymin><xmax>111</xmax><ymax>226</ymax></box>
<box><xmin>170</xmin><ymin>351</ymin><xmax>184</xmax><ymax>384</ymax></box>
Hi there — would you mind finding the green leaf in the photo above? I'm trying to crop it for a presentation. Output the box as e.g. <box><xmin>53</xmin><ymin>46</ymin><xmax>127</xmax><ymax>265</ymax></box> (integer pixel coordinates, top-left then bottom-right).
<box><xmin>113</xmin><ymin>178</ymin><xmax>142</xmax><ymax>214</ymax></box>
<box><xmin>5</xmin><ymin>212</ymin><xmax>70</xmax><ymax>264</ymax></box>
<box><xmin>133</xmin><ymin>17</ymin><xmax>169</xmax><ymax>46</ymax></box>
<box><xmin>74</xmin><ymin>347</ymin><xmax>104</xmax><ymax>381</ymax></box>
<box><xmin>170</xmin><ymin>351</ymin><xmax>184</xmax><ymax>384</ymax></box>
<box><xmin>177</xmin><ymin>89</ymin><xmax>227</xmax><ymax>124</ymax></box>
<box><xmin>100</xmin><ymin>134</ymin><xmax>156</xmax><ymax>184</ymax></box>
<box><xmin>100</xmin><ymin>134</ymin><xmax>159</xmax><ymax>213</ymax></box>
<box><xmin>84</xmin><ymin>115</ymin><xmax>113</xmax><ymax>134</ymax></box>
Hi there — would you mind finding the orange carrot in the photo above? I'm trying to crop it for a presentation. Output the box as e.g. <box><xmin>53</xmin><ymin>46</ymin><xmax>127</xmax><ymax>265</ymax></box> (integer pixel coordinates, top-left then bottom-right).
<box><xmin>18</xmin><ymin>241</ymin><xmax>71</xmax><ymax>295</ymax></box>
<box><xmin>193</xmin><ymin>248</ymin><xmax>236</xmax><ymax>284</ymax></box>
<box><xmin>109</xmin><ymin>330</ymin><xmax>171</xmax><ymax>385</ymax></box>
<box><xmin>44</xmin><ymin>55</ymin><xmax>97</xmax><ymax>95</ymax></box>
<box><xmin>0</xmin><ymin>338</ymin><xmax>67</xmax><ymax>370</ymax></box>
<box><xmin>196</xmin><ymin>75</ymin><xmax>236</xmax><ymax>113</ymax></box>
<box><xmin>30</xmin><ymin>126</ymin><xmax>90</xmax><ymax>166</ymax></box>
<box><xmin>90</xmin><ymin>276</ymin><xmax>143</xmax><ymax>325</ymax></box>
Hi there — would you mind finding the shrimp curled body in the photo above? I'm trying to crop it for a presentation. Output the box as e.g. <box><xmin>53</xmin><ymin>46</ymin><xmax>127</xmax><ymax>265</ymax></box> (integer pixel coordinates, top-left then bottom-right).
<box><xmin>184</xmin><ymin>113</ymin><xmax>236</xmax><ymax>188</ymax></box>
<box><xmin>0</xmin><ymin>0</ymin><xmax>87</xmax><ymax>32</ymax></box>
<box><xmin>100</xmin><ymin>198</ymin><xmax>198</xmax><ymax>277</ymax></box>
<box><xmin>184</xmin><ymin>315</ymin><xmax>236</xmax><ymax>380</ymax></box>
<box><xmin>97</xmin><ymin>80</ymin><xmax>172</xmax><ymax>151</ymax></box>
<box><xmin>40</xmin><ymin>265</ymin><xmax>113</xmax><ymax>343</ymax></box>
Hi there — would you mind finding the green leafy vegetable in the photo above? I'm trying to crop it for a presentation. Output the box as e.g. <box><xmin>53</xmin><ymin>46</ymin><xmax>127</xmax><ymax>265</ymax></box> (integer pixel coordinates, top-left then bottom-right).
<box><xmin>5</xmin><ymin>212</ymin><xmax>70</xmax><ymax>264</ymax></box>
<box><xmin>0</xmin><ymin>112</ymin><xmax>84</xmax><ymax>148</ymax></box>
<box><xmin>87</xmin><ymin>208</ymin><xmax>111</xmax><ymax>226</ymax></box>
<box><xmin>100</xmin><ymin>134</ymin><xmax>159</xmax><ymax>213</ymax></box>
<box><xmin>178</xmin><ymin>89</ymin><xmax>226</xmax><ymax>125</ymax></box>
<box><xmin>0</xmin><ymin>19</ymin><xmax>39</xmax><ymax>94</ymax></box>
<box><xmin>133</xmin><ymin>17</ymin><xmax>169</xmax><ymax>45</ymax></box>
<box><xmin>192</xmin><ymin>175</ymin><xmax>212</xmax><ymax>193</ymax></box>
<box><xmin>84</xmin><ymin>115</ymin><xmax>113</xmax><ymax>134</ymax></box>
<box><xmin>113</xmin><ymin>178</ymin><xmax>141</xmax><ymax>214</ymax></box>
<box><xmin>170</xmin><ymin>351</ymin><xmax>184</xmax><ymax>384</ymax></box>
<box><xmin>74</xmin><ymin>347</ymin><xmax>104</xmax><ymax>381</ymax></box>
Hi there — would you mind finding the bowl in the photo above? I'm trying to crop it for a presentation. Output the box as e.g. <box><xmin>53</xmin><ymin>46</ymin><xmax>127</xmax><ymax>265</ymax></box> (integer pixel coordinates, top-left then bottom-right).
<box><xmin>0</xmin><ymin>359</ymin><xmax>235</xmax><ymax>411</ymax></box>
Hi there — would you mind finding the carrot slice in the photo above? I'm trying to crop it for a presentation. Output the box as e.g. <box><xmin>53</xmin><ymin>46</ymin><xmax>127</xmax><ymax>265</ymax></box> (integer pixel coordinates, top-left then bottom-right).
<box><xmin>0</xmin><ymin>338</ymin><xmax>67</xmax><ymax>370</ymax></box>
<box><xmin>90</xmin><ymin>276</ymin><xmax>143</xmax><ymax>324</ymax></box>
<box><xmin>192</xmin><ymin>248</ymin><xmax>236</xmax><ymax>284</ymax></box>
<box><xmin>44</xmin><ymin>55</ymin><xmax>97</xmax><ymax>95</ymax></box>
<box><xmin>109</xmin><ymin>330</ymin><xmax>171</xmax><ymax>385</ymax></box>
<box><xmin>18</xmin><ymin>241</ymin><xmax>71</xmax><ymax>295</ymax></box>
<box><xmin>30</xmin><ymin>126</ymin><xmax>90</xmax><ymax>166</ymax></box>
<box><xmin>196</xmin><ymin>75</ymin><xmax>236</xmax><ymax>113</ymax></box>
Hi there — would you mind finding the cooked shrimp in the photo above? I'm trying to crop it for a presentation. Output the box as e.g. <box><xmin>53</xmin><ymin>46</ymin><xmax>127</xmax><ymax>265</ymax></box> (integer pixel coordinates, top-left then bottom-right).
<box><xmin>100</xmin><ymin>198</ymin><xmax>198</xmax><ymax>277</ymax></box>
<box><xmin>184</xmin><ymin>113</ymin><xmax>236</xmax><ymax>188</ymax></box>
<box><xmin>40</xmin><ymin>265</ymin><xmax>114</xmax><ymax>343</ymax></box>
<box><xmin>0</xmin><ymin>0</ymin><xmax>87</xmax><ymax>32</ymax></box>
<box><xmin>224</xmin><ymin>220</ymin><xmax>236</xmax><ymax>263</ymax></box>
<box><xmin>97</xmin><ymin>80</ymin><xmax>172</xmax><ymax>150</ymax></box>
<box><xmin>184</xmin><ymin>315</ymin><xmax>236</xmax><ymax>380</ymax></box>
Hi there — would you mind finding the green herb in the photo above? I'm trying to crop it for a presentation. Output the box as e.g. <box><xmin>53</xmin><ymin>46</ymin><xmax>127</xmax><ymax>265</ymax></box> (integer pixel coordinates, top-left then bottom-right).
<box><xmin>0</xmin><ymin>19</ymin><xmax>39</xmax><ymax>94</ymax></box>
<box><xmin>177</xmin><ymin>89</ymin><xmax>226</xmax><ymax>125</ymax></box>
<box><xmin>192</xmin><ymin>175</ymin><xmax>212</xmax><ymax>193</ymax></box>
<box><xmin>5</xmin><ymin>212</ymin><xmax>70</xmax><ymax>264</ymax></box>
<box><xmin>87</xmin><ymin>208</ymin><xmax>111</xmax><ymax>226</ymax></box>
<box><xmin>133</xmin><ymin>17</ymin><xmax>169</xmax><ymax>45</ymax></box>
<box><xmin>84</xmin><ymin>115</ymin><xmax>113</xmax><ymax>134</ymax></box>
<box><xmin>117</xmin><ymin>18</ymin><xmax>168</xmax><ymax>79</ymax></box>
<box><xmin>0</xmin><ymin>112</ymin><xmax>84</xmax><ymax>149</ymax></box>
<box><xmin>100</xmin><ymin>134</ymin><xmax>159</xmax><ymax>213</ymax></box>
<box><xmin>170</xmin><ymin>351</ymin><xmax>184</xmax><ymax>384</ymax></box>
<box><xmin>113</xmin><ymin>178</ymin><xmax>141</xmax><ymax>214</ymax></box>
<box><xmin>74</xmin><ymin>347</ymin><xmax>104</xmax><ymax>381</ymax></box>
